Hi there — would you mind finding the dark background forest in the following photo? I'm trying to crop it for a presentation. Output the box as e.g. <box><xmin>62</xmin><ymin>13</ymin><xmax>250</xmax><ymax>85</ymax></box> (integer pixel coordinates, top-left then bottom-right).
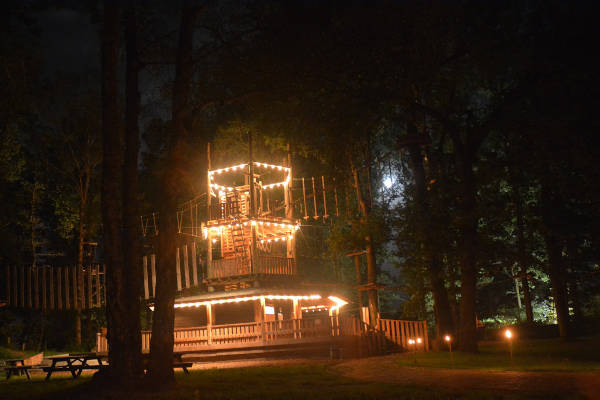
<box><xmin>1</xmin><ymin>0</ymin><xmax>599</xmax><ymax>382</ymax></box>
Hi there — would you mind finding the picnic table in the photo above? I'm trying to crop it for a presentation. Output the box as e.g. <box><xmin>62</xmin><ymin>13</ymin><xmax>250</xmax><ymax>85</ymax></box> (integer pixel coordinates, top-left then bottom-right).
<box><xmin>43</xmin><ymin>353</ymin><xmax>107</xmax><ymax>380</ymax></box>
<box><xmin>3</xmin><ymin>358</ymin><xmax>33</xmax><ymax>380</ymax></box>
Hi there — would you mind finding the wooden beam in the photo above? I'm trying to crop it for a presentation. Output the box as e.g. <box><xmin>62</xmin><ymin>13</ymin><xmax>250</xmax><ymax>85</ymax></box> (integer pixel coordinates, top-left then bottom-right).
<box><xmin>183</xmin><ymin>244</ymin><xmax>190</xmax><ymax>289</ymax></box>
<box><xmin>143</xmin><ymin>256</ymin><xmax>149</xmax><ymax>299</ymax></box>
<box><xmin>95</xmin><ymin>265</ymin><xmax>101</xmax><ymax>308</ymax></box>
<box><xmin>176</xmin><ymin>247</ymin><xmax>182</xmax><ymax>291</ymax></box>
<box><xmin>206</xmin><ymin>303</ymin><xmax>212</xmax><ymax>345</ymax></box>
<box><xmin>150</xmin><ymin>255</ymin><xmax>156</xmax><ymax>297</ymax></box>
<box><xmin>191</xmin><ymin>242</ymin><xmax>198</xmax><ymax>286</ymax></box>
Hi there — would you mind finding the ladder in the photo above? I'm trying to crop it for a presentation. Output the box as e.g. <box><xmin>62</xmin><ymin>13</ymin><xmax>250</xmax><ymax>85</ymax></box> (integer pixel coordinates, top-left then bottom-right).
<box><xmin>230</xmin><ymin>223</ymin><xmax>250</xmax><ymax>275</ymax></box>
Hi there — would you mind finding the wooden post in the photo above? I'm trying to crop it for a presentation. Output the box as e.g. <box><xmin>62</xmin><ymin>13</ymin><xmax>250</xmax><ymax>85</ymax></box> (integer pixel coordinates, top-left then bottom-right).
<box><xmin>312</xmin><ymin>177</ymin><xmax>318</xmax><ymax>218</ymax></box>
<box><xmin>354</xmin><ymin>256</ymin><xmax>362</xmax><ymax>308</ymax></box>
<box><xmin>260</xmin><ymin>296</ymin><xmax>266</xmax><ymax>342</ymax></box>
<box><xmin>248</xmin><ymin>132</ymin><xmax>256</xmax><ymax>274</ymax></box>
<box><xmin>150</xmin><ymin>254</ymin><xmax>156</xmax><ymax>297</ymax></box>
<box><xmin>176</xmin><ymin>247</ymin><xmax>182</xmax><ymax>291</ymax></box>
<box><xmin>95</xmin><ymin>265</ymin><xmax>101</xmax><ymax>308</ymax></box>
<box><xmin>143</xmin><ymin>256</ymin><xmax>149</xmax><ymax>299</ymax></box>
<box><xmin>302</xmin><ymin>178</ymin><xmax>308</xmax><ymax>219</ymax></box>
<box><xmin>322</xmin><ymin>176</ymin><xmax>328</xmax><ymax>218</ymax></box>
<box><xmin>49</xmin><ymin>267</ymin><xmax>55</xmax><ymax>310</ymax></box>
<box><xmin>206</xmin><ymin>303</ymin><xmax>212</xmax><ymax>345</ymax></box>
<box><xmin>333</xmin><ymin>177</ymin><xmax>339</xmax><ymax>216</ymax></box>
<box><xmin>191</xmin><ymin>242</ymin><xmax>198</xmax><ymax>286</ymax></box>
<box><xmin>183</xmin><ymin>244</ymin><xmax>190</xmax><ymax>288</ymax></box>
<box><xmin>423</xmin><ymin>320</ymin><xmax>429</xmax><ymax>351</ymax></box>
<box><xmin>64</xmin><ymin>267</ymin><xmax>70</xmax><ymax>309</ymax></box>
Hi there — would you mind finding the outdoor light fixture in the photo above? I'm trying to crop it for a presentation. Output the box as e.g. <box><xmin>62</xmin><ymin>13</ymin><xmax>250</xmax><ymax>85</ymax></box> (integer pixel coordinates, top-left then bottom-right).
<box><xmin>444</xmin><ymin>334</ymin><xmax>454</xmax><ymax>363</ymax></box>
<box><xmin>505</xmin><ymin>328</ymin><xmax>514</xmax><ymax>361</ymax></box>
<box><xmin>416</xmin><ymin>337</ymin><xmax>422</xmax><ymax>344</ymax></box>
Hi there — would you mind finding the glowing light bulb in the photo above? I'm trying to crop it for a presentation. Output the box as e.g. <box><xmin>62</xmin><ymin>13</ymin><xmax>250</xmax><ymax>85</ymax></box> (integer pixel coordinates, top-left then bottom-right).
<box><xmin>505</xmin><ymin>329</ymin><xmax>512</xmax><ymax>339</ymax></box>
<box><xmin>444</xmin><ymin>335</ymin><xmax>451</xmax><ymax>342</ymax></box>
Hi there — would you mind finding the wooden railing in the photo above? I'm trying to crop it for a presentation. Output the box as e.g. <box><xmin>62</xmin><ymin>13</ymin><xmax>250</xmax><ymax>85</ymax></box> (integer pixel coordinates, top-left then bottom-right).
<box><xmin>378</xmin><ymin>319</ymin><xmax>428</xmax><ymax>351</ymax></box>
<box><xmin>208</xmin><ymin>256</ymin><xmax>295</xmax><ymax>279</ymax></box>
<box><xmin>96</xmin><ymin>317</ymin><xmax>429</xmax><ymax>354</ymax></box>
<box><xmin>97</xmin><ymin>316</ymin><xmax>340</xmax><ymax>353</ymax></box>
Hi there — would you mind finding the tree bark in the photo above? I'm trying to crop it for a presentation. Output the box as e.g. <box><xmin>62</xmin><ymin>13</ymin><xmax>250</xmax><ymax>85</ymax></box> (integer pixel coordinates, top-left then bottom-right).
<box><xmin>457</xmin><ymin>158</ymin><xmax>478</xmax><ymax>352</ymax></box>
<box><xmin>100</xmin><ymin>0</ymin><xmax>142</xmax><ymax>384</ymax></box>
<box><xmin>148</xmin><ymin>2</ymin><xmax>199</xmax><ymax>383</ymax></box>
<box><xmin>541</xmin><ymin>186</ymin><xmax>570</xmax><ymax>339</ymax></box>
<box><xmin>351</xmin><ymin>160</ymin><xmax>378</xmax><ymax>327</ymax></box>
<box><xmin>405</xmin><ymin>137</ymin><xmax>454</xmax><ymax>343</ymax></box>
<box><xmin>122</xmin><ymin>0</ymin><xmax>143</xmax><ymax>377</ymax></box>
<box><xmin>513</xmin><ymin>184</ymin><xmax>534</xmax><ymax>323</ymax></box>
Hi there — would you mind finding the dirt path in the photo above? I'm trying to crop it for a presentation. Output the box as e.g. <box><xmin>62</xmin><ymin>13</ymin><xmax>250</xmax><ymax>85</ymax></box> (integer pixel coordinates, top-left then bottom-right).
<box><xmin>332</xmin><ymin>354</ymin><xmax>600</xmax><ymax>399</ymax></box>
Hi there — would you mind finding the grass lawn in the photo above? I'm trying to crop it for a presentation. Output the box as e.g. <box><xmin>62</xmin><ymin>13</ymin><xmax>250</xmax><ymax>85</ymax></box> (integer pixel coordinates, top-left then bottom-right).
<box><xmin>397</xmin><ymin>335</ymin><xmax>600</xmax><ymax>372</ymax></box>
<box><xmin>0</xmin><ymin>364</ymin><xmax>544</xmax><ymax>400</ymax></box>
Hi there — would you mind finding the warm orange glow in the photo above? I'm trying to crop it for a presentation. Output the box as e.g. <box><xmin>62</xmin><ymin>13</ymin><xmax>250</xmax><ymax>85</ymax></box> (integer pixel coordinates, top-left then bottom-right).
<box><xmin>408</xmin><ymin>339</ymin><xmax>415</xmax><ymax>345</ymax></box>
<box><xmin>416</xmin><ymin>337</ymin><xmax>422</xmax><ymax>344</ymax></box>
<box><xmin>444</xmin><ymin>335</ymin><xmax>451</xmax><ymax>342</ymax></box>
<box><xmin>505</xmin><ymin>329</ymin><xmax>512</xmax><ymax>339</ymax></box>
<box><xmin>149</xmin><ymin>293</ymin><xmax>348</xmax><ymax>312</ymax></box>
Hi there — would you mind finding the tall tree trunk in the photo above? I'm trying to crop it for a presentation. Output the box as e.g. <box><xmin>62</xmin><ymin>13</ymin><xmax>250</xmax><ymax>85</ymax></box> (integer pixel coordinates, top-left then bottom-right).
<box><xmin>406</xmin><ymin>138</ymin><xmax>454</xmax><ymax>343</ymax></box>
<box><xmin>100</xmin><ymin>1</ymin><xmax>142</xmax><ymax>384</ymax></box>
<box><xmin>76</xmin><ymin>199</ymin><xmax>85</xmax><ymax>346</ymax></box>
<box><xmin>513</xmin><ymin>184</ymin><xmax>534</xmax><ymax>323</ymax></box>
<box><xmin>541</xmin><ymin>186</ymin><xmax>571</xmax><ymax>339</ymax></box>
<box><xmin>457</xmin><ymin>159</ymin><xmax>478</xmax><ymax>352</ymax></box>
<box><xmin>122</xmin><ymin>0</ymin><xmax>143</xmax><ymax>377</ymax></box>
<box><xmin>351</xmin><ymin>160</ymin><xmax>378</xmax><ymax>327</ymax></box>
<box><xmin>567</xmin><ymin>238</ymin><xmax>583</xmax><ymax>333</ymax></box>
<box><xmin>148</xmin><ymin>2</ymin><xmax>199</xmax><ymax>383</ymax></box>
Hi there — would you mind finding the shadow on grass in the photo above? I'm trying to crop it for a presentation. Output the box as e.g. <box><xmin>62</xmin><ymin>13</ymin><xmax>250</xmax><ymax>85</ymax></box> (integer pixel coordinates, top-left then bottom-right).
<box><xmin>0</xmin><ymin>364</ymin><xmax>547</xmax><ymax>400</ymax></box>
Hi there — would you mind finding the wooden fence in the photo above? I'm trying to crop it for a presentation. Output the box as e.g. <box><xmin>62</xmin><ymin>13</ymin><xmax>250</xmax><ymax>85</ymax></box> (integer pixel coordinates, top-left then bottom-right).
<box><xmin>209</xmin><ymin>255</ymin><xmax>295</xmax><ymax>280</ymax></box>
<box><xmin>96</xmin><ymin>316</ymin><xmax>429</xmax><ymax>356</ymax></box>
<box><xmin>2</xmin><ymin>265</ymin><xmax>104</xmax><ymax>310</ymax></box>
<box><xmin>378</xmin><ymin>319</ymin><xmax>429</xmax><ymax>351</ymax></box>
<box><xmin>97</xmin><ymin>316</ymin><xmax>344</xmax><ymax>353</ymax></box>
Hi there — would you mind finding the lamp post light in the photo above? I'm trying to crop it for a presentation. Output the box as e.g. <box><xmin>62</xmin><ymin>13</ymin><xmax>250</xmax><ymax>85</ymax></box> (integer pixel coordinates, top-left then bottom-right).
<box><xmin>444</xmin><ymin>334</ymin><xmax>454</xmax><ymax>365</ymax></box>
<box><xmin>505</xmin><ymin>329</ymin><xmax>513</xmax><ymax>361</ymax></box>
<box><xmin>408</xmin><ymin>338</ymin><xmax>417</xmax><ymax>363</ymax></box>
